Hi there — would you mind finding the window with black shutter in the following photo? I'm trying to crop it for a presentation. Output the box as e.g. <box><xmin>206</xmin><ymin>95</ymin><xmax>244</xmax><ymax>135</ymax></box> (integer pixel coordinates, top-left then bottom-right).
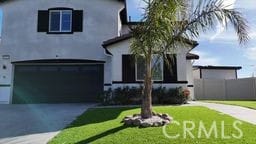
<box><xmin>122</xmin><ymin>54</ymin><xmax>177</xmax><ymax>83</ymax></box>
<box><xmin>49</xmin><ymin>10</ymin><xmax>72</xmax><ymax>32</ymax></box>
<box><xmin>37</xmin><ymin>8</ymin><xmax>83</xmax><ymax>34</ymax></box>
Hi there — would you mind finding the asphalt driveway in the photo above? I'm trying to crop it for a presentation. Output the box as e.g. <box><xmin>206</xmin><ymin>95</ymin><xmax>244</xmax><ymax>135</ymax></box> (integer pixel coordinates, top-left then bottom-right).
<box><xmin>0</xmin><ymin>104</ymin><xmax>95</xmax><ymax>144</ymax></box>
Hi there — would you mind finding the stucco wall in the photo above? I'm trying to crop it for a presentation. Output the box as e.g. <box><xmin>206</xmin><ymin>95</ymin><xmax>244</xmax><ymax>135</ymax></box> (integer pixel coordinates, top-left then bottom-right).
<box><xmin>0</xmin><ymin>87</ymin><xmax>11</xmax><ymax>104</ymax></box>
<box><xmin>120</xmin><ymin>25</ymin><xmax>130</xmax><ymax>35</ymax></box>
<box><xmin>0</xmin><ymin>0</ymin><xmax>124</xmax><ymax>61</ymax></box>
<box><xmin>186</xmin><ymin>60</ymin><xmax>194</xmax><ymax>99</ymax></box>
<box><xmin>107</xmin><ymin>38</ymin><xmax>192</xmax><ymax>87</ymax></box>
<box><xmin>193</xmin><ymin>69</ymin><xmax>200</xmax><ymax>79</ymax></box>
<box><xmin>0</xmin><ymin>58</ymin><xmax>12</xmax><ymax>104</ymax></box>
<box><xmin>0</xmin><ymin>0</ymin><xmax>124</xmax><ymax>103</ymax></box>
<box><xmin>107</xmin><ymin>39</ymin><xmax>130</xmax><ymax>82</ymax></box>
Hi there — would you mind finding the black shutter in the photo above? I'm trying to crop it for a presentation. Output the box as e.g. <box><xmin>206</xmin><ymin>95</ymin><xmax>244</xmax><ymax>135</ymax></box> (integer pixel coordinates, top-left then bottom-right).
<box><xmin>122</xmin><ymin>55</ymin><xmax>135</xmax><ymax>82</ymax></box>
<box><xmin>164</xmin><ymin>54</ymin><xmax>177</xmax><ymax>82</ymax></box>
<box><xmin>72</xmin><ymin>10</ymin><xmax>83</xmax><ymax>32</ymax></box>
<box><xmin>37</xmin><ymin>10</ymin><xmax>49</xmax><ymax>32</ymax></box>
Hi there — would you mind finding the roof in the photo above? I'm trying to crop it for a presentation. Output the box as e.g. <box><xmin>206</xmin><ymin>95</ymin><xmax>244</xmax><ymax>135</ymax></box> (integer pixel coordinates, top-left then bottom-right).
<box><xmin>193</xmin><ymin>66</ymin><xmax>242</xmax><ymax>70</ymax></box>
<box><xmin>12</xmin><ymin>59</ymin><xmax>105</xmax><ymax>64</ymax></box>
<box><xmin>102</xmin><ymin>33</ymin><xmax>132</xmax><ymax>48</ymax></box>
<box><xmin>186</xmin><ymin>53</ymin><xmax>199</xmax><ymax>60</ymax></box>
<box><xmin>102</xmin><ymin>33</ymin><xmax>199</xmax><ymax>48</ymax></box>
<box><xmin>102</xmin><ymin>33</ymin><xmax>200</xmax><ymax>59</ymax></box>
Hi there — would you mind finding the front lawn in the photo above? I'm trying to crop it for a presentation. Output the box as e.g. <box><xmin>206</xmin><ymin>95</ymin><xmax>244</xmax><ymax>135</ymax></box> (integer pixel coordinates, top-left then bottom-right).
<box><xmin>205</xmin><ymin>101</ymin><xmax>256</xmax><ymax>110</ymax></box>
<box><xmin>49</xmin><ymin>106</ymin><xmax>256</xmax><ymax>144</ymax></box>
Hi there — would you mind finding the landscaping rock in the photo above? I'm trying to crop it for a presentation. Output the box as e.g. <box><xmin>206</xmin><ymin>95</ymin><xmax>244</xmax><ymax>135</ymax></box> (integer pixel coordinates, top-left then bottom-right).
<box><xmin>162</xmin><ymin>114</ymin><xmax>169</xmax><ymax>118</ymax></box>
<box><xmin>162</xmin><ymin>114</ymin><xmax>173</xmax><ymax>121</ymax></box>
<box><xmin>162</xmin><ymin>120</ymin><xmax>170</xmax><ymax>125</ymax></box>
<box><xmin>123</xmin><ymin>118</ymin><xmax>133</xmax><ymax>125</ymax></box>
<box><xmin>153</xmin><ymin>122</ymin><xmax>163</xmax><ymax>127</ymax></box>
<box><xmin>122</xmin><ymin>113</ymin><xmax>173</xmax><ymax>128</ymax></box>
<box><xmin>141</xmin><ymin>122</ymin><xmax>152</xmax><ymax>128</ymax></box>
<box><xmin>157</xmin><ymin>113</ymin><xmax>163</xmax><ymax>117</ymax></box>
<box><xmin>133</xmin><ymin>119</ymin><xmax>143</xmax><ymax>126</ymax></box>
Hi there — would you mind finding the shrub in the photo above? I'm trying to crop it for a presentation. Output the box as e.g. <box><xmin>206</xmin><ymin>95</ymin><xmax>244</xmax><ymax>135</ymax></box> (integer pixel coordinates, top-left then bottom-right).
<box><xmin>100</xmin><ymin>86</ymin><xmax>188</xmax><ymax>105</ymax></box>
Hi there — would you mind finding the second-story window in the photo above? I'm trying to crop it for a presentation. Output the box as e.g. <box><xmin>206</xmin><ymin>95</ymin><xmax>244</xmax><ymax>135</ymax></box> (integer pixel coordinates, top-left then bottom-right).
<box><xmin>49</xmin><ymin>10</ymin><xmax>72</xmax><ymax>32</ymax></box>
<box><xmin>38</xmin><ymin>8</ymin><xmax>83</xmax><ymax>34</ymax></box>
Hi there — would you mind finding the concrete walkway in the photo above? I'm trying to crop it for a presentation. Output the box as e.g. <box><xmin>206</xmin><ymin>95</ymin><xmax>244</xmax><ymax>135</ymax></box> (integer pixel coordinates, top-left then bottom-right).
<box><xmin>191</xmin><ymin>101</ymin><xmax>256</xmax><ymax>125</ymax></box>
<box><xmin>0</xmin><ymin>104</ymin><xmax>95</xmax><ymax>144</ymax></box>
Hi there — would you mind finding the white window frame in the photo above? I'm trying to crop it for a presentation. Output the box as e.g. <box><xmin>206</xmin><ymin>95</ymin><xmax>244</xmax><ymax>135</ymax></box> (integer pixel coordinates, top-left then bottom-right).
<box><xmin>49</xmin><ymin>10</ymin><xmax>72</xmax><ymax>33</ymax></box>
<box><xmin>135</xmin><ymin>55</ymin><xmax>164</xmax><ymax>82</ymax></box>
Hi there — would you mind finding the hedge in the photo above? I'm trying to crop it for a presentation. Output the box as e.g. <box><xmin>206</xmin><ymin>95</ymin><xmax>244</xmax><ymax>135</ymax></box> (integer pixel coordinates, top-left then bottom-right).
<box><xmin>99</xmin><ymin>86</ymin><xmax>188</xmax><ymax>105</ymax></box>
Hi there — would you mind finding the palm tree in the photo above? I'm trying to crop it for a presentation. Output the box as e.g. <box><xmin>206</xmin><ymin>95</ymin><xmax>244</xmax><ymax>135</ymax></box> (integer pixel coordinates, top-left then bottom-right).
<box><xmin>130</xmin><ymin>0</ymin><xmax>249</xmax><ymax>119</ymax></box>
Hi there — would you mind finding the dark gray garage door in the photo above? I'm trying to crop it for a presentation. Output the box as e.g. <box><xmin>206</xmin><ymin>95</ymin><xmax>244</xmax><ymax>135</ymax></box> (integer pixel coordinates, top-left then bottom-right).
<box><xmin>12</xmin><ymin>64</ymin><xmax>103</xmax><ymax>104</ymax></box>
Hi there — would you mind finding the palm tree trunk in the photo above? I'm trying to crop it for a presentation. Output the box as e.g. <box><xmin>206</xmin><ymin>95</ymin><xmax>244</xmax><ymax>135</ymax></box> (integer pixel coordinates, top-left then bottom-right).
<box><xmin>141</xmin><ymin>56</ymin><xmax>153</xmax><ymax>119</ymax></box>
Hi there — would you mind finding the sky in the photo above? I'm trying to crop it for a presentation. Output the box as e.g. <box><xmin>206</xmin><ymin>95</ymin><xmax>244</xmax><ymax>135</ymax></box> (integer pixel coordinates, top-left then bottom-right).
<box><xmin>126</xmin><ymin>0</ymin><xmax>256</xmax><ymax>78</ymax></box>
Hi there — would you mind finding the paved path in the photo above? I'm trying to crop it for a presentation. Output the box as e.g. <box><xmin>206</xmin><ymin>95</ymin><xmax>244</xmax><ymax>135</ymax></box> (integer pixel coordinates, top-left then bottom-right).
<box><xmin>0</xmin><ymin>104</ymin><xmax>95</xmax><ymax>144</ymax></box>
<box><xmin>191</xmin><ymin>101</ymin><xmax>256</xmax><ymax>125</ymax></box>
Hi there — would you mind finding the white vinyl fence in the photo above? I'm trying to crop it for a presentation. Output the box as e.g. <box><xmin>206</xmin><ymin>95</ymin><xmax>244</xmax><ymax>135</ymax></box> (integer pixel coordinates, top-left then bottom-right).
<box><xmin>194</xmin><ymin>78</ymin><xmax>256</xmax><ymax>100</ymax></box>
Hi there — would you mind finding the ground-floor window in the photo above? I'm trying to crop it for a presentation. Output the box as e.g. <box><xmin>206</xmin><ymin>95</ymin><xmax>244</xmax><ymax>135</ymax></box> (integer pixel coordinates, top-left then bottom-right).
<box><xmin>136</xmin><ymin>55</ymin><xmax>163</xmax><ymax>81</ymax></box>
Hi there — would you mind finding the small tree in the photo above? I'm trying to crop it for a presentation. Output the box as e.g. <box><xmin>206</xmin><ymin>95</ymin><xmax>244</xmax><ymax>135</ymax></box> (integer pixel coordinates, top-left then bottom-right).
<box><xmin>130</xmin><ymin>0</ymin><xmax>249</xmax><ymax>119</ymax></box>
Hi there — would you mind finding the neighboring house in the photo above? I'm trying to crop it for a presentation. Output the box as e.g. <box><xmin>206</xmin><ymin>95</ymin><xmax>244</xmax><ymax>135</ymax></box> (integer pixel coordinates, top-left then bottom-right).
<box><xmin>193</xmin><ymin>66</ymin><xmax>242</xmax><ymax>80</ymax></box>
<box><xmin>0</xmin><ymin>0</ymin><xmax>199</xmax><ymax>104</ymax></box>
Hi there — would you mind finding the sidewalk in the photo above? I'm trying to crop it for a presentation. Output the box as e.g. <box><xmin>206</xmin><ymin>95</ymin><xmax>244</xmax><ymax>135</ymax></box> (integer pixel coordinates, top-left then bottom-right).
<box><xmin>191</xmin><ymin>101</ymin><xmax>256</xmax><ymax>125</ymax></box>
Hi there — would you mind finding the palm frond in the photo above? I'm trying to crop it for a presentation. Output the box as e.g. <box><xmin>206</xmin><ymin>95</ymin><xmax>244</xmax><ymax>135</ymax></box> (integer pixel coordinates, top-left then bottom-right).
<box><xmin>180</xmin><ymin>0</ymin><xmax>249</xmax><ymax>44</ymax></box>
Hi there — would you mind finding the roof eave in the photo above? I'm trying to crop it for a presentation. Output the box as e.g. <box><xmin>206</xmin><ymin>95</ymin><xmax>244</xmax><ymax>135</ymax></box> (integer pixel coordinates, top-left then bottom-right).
<box><xmin>193</xmin><ymin>66</ymin><xmax>242</xmax><ymax>70</ymax></box>
<box><xmin>102</xmin><ymin>34</ymin><xmax>199</xmax><ymax>50</ymax></box>
<box><xmin>186</xmin><ymin>53</ymin><xmax>200</xmax><ymax>60</ymax></box>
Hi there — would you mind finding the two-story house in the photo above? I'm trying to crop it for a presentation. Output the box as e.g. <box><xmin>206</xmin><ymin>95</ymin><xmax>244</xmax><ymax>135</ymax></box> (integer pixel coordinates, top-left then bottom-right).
<box><xmin>0</xmin><ymin>0</ymin><xmax>199</xmax><ymax>104</ymax></box>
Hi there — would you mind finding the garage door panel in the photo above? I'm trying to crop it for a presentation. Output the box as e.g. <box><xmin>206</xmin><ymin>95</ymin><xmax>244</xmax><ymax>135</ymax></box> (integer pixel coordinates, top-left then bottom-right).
<box><xmin>13</xmin><ymin>64</ymin><xmax>103</xmax><ymax>104</ymax></box>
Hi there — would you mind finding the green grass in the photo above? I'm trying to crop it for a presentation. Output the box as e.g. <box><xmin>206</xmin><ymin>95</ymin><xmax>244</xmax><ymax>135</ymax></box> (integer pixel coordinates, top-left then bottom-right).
<box><xmin>205</xmin><ymin>101</ymin><xmax>256</xmax><ymax>110</ymax></box>
<box><xmin>49</xmin><ymin>106</ymin><xmax>256</xmax><ymax>144</ymax></box>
